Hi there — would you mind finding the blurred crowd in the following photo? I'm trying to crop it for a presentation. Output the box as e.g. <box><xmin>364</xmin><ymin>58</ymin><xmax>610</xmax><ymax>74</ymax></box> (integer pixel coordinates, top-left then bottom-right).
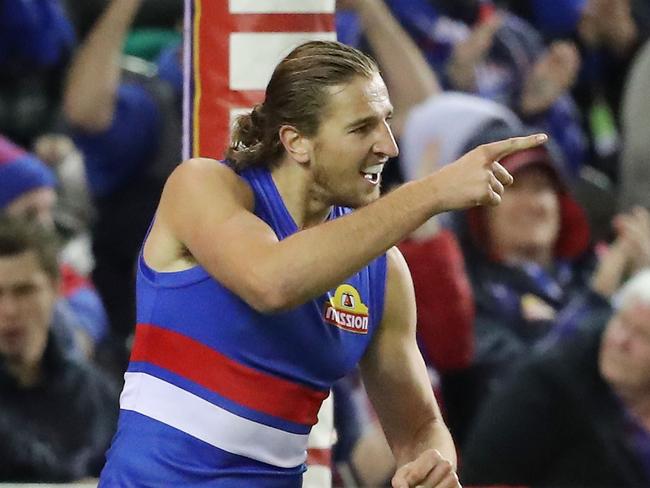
<box><xmin>1</xmin><ymin>0</ymin><xmax>649</xmax><ymax>486</ymax></box>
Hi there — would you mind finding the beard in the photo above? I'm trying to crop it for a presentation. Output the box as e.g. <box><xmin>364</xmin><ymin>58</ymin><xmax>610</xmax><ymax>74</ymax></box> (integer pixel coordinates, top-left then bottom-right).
<box><xmin>310</xmin><ymin>160</ymin><xmax>380</xmax><ymax>209</ymax></box>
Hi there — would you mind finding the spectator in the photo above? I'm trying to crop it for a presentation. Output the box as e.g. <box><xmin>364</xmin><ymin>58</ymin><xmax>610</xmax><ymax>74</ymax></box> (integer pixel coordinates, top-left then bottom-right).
<box><xmin>461</xmin><ymin>268</ymin><xmax>650</xmax><ymax>487</ymax></box>
<box><xmin>400</xmin><ymin>93</ymin><xmax>650</xmax><ymax>441</ymax></box>
<box><xmin>457</xmin><ymin>132</ymin><xmax>650</xmax><ymax>442</ymax></box>
<box><xmin>0</xmin><ymin>135</ymin><xmax>108</xmax><ymax>355</ymax></box>
<box><xmin>0</xmin><ymin>136</ymin><xmax>57</xmax><ymax>228</ymax></box>
<box><xmin>383</xmin><ymin>0</ymin><xmax>587</xmax><ymax>177</ymax></box>
<box><xmin>0</xmin><ymin>215</ymin><xmax>118</xmax><ymax>482</ymax></box>
<box><xmin>501</xmin><ymin>0</ymin><xmax>650</xmax><ymax>179</ymax></box>
<box><xmin>400</xmin><ymin>92</ymin><xmax>522</xmax><ymax>183</ymax></box>
<box><xmin>63</xmin><ymin>0</ymin><xmax>182</xmax><ymax>352</ymax></box>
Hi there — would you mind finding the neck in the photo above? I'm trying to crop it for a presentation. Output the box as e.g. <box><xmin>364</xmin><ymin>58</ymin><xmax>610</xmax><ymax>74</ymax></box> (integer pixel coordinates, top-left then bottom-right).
<box><xmin>7</xmin><ymin>359</ymin><xmax>42</xmax><ymax>388</ymax></box>
<box><xmin>271</xmin><ymin>159</ymin><xmax>332</xmax><ymax>229</ymax></box>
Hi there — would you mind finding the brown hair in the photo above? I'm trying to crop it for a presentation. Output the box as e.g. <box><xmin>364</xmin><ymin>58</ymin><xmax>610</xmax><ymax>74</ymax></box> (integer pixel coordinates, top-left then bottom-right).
<box><xmin>0</xmin><ymin>214</ymin><xmax>60</xmax><ymax>280</ymax></box>
<box><xmin>225</xmin><ymin>40</ymin><xmax>378</xmax><ymax>171</ymax></box>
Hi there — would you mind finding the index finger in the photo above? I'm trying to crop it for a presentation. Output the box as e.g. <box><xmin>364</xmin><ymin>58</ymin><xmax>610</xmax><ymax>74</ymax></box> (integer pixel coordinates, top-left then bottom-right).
<box><xmin>482</xmin><ymin>133</ymin><xmax>548</xmax><ymax>161</ymax></box>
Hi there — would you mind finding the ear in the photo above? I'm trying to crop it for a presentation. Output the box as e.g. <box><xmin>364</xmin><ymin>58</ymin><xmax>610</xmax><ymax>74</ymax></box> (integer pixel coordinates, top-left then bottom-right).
<box><xmin>278</xmin><ymin>125</ymin><xmax>312</xmax><ymax>164</ymax></box>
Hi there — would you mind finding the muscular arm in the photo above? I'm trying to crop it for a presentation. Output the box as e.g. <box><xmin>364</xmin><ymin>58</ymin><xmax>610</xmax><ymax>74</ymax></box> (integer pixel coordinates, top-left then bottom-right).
<box><xmin>151</xmin><ymin>159</ymin><xmax>446</xmax><ymax>312</ymax></box>
<box><xmin>148</xmin><ymin>136</ymin><xmax>543</xmax><ymax>312</ymax></box>
<box><xmin>63</xmin><ymin>0</ymin><xmax>142</xmax><ymax>131</ymax></box>
<box><xmin>360</xmin><ymin>248</ymin><xmax>456</xmax><ymax>469</ymax></box>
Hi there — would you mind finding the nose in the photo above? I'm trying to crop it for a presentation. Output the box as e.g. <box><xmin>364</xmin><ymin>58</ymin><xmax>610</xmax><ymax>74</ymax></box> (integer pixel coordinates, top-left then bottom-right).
<box><xmin>373</xmin><ymin>120</ymin><xmax>399</xmax><ymax>159</ymax></box>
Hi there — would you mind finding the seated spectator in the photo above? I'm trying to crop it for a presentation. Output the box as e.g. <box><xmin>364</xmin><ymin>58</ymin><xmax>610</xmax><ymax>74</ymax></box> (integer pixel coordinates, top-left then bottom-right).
<box><xmin>0</xmin><ymin>215</ymin><xmax>118</xmax><ymax>482</ymax></box>
<box><xmin>0</xmin><ymin>134</ymin><xmax>108</xmax><ymax>355</ymax></box>
<box><xmin>400</xmin><ymin>93</ymin><xmax>650</xmax><ymax>440</ymax></box>
<box><xmin>453</xmin><ymin>129</ymin><xmax>650</xmax><ymax>437</ymax></box>
<box><xmin>461</xmin><ymin>268</ymin><xmax>650</xmax><ymax>487</ymax></box>
<box><xmin>400</xmin><ymin>92</ymin><xmax>522</xmax><ymax>182</ymax></box>
<box><xmin>0</xmin><ymin>135</ymin><xmax>57</xmax><ymax>228</ymax></box>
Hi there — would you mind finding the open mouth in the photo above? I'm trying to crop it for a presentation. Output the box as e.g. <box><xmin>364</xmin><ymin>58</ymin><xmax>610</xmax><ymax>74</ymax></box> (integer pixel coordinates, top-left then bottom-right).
<box><xmin>360</xmin><ymin>164</ymin><xmax>384</xmax><ymax>186</ymax></box>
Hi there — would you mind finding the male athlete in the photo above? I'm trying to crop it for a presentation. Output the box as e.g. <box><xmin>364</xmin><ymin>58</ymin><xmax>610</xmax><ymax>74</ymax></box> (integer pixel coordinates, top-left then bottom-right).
<box><xmin>99</xmin><ymin>41</ymin><xmax>546</xmax><ymax>487</ymax></box>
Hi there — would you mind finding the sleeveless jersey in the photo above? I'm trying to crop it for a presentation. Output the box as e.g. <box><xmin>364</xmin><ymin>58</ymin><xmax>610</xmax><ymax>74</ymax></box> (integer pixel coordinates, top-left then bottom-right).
<box><xmin>99</xmin><ymin>166</ymin><xmax>388</xmax><ymax>487</ymax></box>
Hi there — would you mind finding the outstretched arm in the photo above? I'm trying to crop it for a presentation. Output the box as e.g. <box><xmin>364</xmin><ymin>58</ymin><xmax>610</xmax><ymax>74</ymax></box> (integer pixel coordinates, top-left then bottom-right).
<box><xmin>63</xmin><ymin>0</ymin><xmax>142</xmax><ymax>132</ymax></box>
<box><xmin>152</xmin><ymin>135</ymin><xmax>544</xmax><ymax>311</ymax></box>
<box><xmin>149</xmin><ymin>135</ymin><xmax>545</xmax><ymax>313</ymax></box>
<box><xmin>360</xmin><ymin>247</ymin><xmax>458</xmax><ymax>488</ymax></box>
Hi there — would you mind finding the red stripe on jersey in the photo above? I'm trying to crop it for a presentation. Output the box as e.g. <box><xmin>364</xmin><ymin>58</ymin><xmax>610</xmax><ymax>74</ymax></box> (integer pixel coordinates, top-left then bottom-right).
<box><xmin>130</xmin><ymin>323</ymin><xmax>328</xmax><ymax>425</ymax></box>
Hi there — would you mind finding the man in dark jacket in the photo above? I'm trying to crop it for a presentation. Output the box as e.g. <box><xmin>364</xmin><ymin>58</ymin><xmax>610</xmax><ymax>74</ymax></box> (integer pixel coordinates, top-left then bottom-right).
<box><xmin>461</xmin><ymin>268</ymin><xmax>650</xmax><ymax>487</ymax></box>
<box><xmin>0</xmin><ymin>215</ymin><xmax>118</xmax><ymax>482</ymax></box>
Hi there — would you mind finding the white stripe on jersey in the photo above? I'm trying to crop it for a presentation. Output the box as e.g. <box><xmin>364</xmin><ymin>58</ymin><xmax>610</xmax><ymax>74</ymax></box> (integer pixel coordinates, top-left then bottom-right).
<box><xmin>120</xmin><ymin>372</ymin><xmax>309</xmax><ymax>468</ymax></box>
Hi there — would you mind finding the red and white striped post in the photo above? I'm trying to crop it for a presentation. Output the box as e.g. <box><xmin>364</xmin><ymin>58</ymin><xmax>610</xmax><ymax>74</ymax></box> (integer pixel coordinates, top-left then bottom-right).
<box><xmin>183</xmin><ymin>0</ymin><xmax>336</xmax><ymax>160</ymax></box>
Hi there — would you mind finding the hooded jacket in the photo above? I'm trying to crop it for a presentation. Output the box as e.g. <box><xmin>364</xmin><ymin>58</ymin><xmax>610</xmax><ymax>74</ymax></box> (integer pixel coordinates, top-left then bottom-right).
<box><xmin>400</xmin><ymin>95</ymin><xmax>601</xmax><ymax>443</ymax></box>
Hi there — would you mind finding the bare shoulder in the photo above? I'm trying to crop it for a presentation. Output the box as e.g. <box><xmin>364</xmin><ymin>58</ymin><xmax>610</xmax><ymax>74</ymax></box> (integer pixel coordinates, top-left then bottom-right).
<box><xmin>143</xmin><ymin>158</ymin><xmax>254</xmax><ymax>271</ymax></box>
<box><xmin>165</xmin><ymin>158</ymin><xmax>254</xmax><ymax>209</ymax></box>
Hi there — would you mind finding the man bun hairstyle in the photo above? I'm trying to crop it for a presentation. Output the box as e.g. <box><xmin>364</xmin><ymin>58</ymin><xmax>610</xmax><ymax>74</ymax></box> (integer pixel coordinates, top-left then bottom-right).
<box><xmin>226</xmin><ymin>40</ymin><xmax>378</xmax><ymax>171</ymax></box>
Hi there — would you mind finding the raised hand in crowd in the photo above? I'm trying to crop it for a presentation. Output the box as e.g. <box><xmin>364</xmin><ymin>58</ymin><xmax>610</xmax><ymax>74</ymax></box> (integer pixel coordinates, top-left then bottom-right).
<box><xmin>592</xmin><ymin>206</ymin><xmax>650</xmax><ymax>297</ymax></box>
<box><xmin>520</xmin><ymin>41</ymin><xmax>581</xmax><ymax>116</ymax></box>
<box><xmin>579</xmin><ymin>0</ymin><xmax>639</xmax><ymax>56</ymax></box>
<box><xmin>446</xmin><ymin>15</ymin><xmax>503</xmax><ymax>91</ymax></box>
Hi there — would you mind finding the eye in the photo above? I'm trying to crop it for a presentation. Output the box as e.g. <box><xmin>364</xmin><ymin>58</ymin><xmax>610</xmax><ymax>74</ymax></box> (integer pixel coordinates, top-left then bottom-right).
<box><xmin>350</xmin><ymin>124</ymin><xmax>371</xmax><ymax>135</ymax></box>
<box><xmin>13</xmin><ymin>283</ymin><xmax>38</xmax><ymax>297</ymax></box>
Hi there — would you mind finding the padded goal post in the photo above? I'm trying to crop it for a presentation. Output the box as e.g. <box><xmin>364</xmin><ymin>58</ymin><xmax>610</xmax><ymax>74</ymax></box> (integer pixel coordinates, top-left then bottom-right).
<box><xmin>183</xmin><ymin>0</ymin><xmax>336</xmax><ymax>161</ymax></box>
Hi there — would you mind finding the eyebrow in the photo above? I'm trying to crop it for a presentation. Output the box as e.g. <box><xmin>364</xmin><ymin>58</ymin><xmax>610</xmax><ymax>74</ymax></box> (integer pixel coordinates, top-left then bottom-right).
<box><xmin>344</xmin><ymin>108</ymin><xmax>394</xmax><ymax>130</ymax></box>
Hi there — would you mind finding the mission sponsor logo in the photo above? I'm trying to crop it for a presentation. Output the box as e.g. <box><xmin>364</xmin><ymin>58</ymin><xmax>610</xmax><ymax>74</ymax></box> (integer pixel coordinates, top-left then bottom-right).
<box><xmin>323</xmin><ymin>284</ymin><xmax>369</xmax><ymax>334</ymax></box>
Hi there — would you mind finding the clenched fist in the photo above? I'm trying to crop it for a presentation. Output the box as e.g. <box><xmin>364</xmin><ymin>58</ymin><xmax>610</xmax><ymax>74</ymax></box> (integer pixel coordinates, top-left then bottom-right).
<box><xmin>392</xmin><ymin>449</ymin><xmax>461</xmax><ymax>488</ymax></box>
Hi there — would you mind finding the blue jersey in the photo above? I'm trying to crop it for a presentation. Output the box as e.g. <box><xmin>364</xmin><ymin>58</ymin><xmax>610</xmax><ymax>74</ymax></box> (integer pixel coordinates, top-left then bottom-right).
<box><xmin>99</xmin><ymin>166</ymin><xmax>388</xmax><ymax>487</ymax></box>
